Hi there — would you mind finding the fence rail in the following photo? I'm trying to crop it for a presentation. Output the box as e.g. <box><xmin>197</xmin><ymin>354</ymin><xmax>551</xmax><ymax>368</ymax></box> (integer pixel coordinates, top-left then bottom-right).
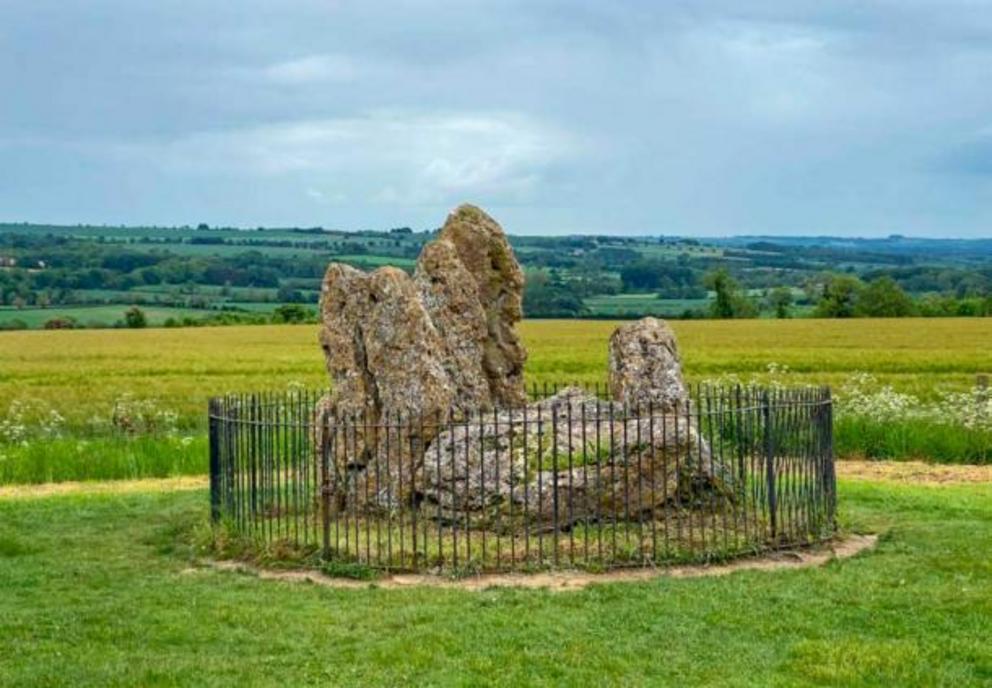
<box><xmin>209</xmin><ymin>384</ymin><xmax>836</xmax><ymax>573</ymax></box>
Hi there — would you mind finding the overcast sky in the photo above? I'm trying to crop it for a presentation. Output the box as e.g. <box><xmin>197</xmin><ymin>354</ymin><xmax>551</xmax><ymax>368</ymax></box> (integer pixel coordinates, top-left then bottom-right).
<box><xmin>2</xmin><ymin>1</ymin><xmax>991</xmax><ymax>236</ymax></box>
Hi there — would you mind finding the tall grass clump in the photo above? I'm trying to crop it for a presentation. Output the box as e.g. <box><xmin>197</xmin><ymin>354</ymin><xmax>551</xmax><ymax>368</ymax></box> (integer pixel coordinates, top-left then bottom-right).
<box><xmin>701</xmin><ymin>367</ymin><xmax>992</xmax><ymax>464</ymax></box>
<box><xmin>833</xmin><ymin>373</ymin><xmax>992</xmax><ymax>463</ymax></box>
<box><xmin>0</xmin><ymin>395</ymin><xmax>206</xmax><ymax>484</ymax></box>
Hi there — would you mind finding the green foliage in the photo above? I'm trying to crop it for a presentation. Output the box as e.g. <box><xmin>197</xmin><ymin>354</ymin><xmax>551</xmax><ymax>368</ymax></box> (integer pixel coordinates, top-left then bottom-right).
<box><xmin>619</xmin><ymin>259</ymin><xmax>697</xmax><ymax>295</ymax></box>
<box><xmin>124</xmin><ymin>306</ymin><xmax>147</xmax><ymax>328</ymax></box>
<box><xmin>767</xmin><ymin>286</ymin><xmax>793</xmax><ymax>319</ymax></box>
<box><xmin>703</xmin><ymin>269</ymin><xmax>757</xmax><ymax>319</ymax></box>
<box><xmin>814</xmin><ymin>274</ymin><xmax>864</xmax><ymax>318</ymax></box>
<box><xmin>43</xmin><ymin>316</ymin><xmax>77</xmax><ymax>330</ymax></box>
<box><xmin>856</xmin><ymin>276</ymin><xmax>915</xmax><ymax>317</ymax></box>
<box><xmin>0</xmin><ymin>436</ymin><xmax>206</xmax><ymax>484</ymax></box>
<box><xmin>835</xmin><ymin>416</ymin><xmax>991</xmax><ymax>463</ymax></box>
<box><xmin>3</xmin><ymin>223</ymin><xmax>992</xmax><ymax>324</ymax></box>
<box><xmin>271</xmin><ymin>303</ymin><xmax>314</xmax><ymax>324</ymax></box>
<box><xmin>523</xmin><ymin>270</ymin><xmax>586</xmax><ymax>318</ymax></box>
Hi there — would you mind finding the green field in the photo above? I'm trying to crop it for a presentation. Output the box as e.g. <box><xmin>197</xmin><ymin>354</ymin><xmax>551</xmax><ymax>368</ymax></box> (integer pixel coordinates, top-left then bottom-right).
<box><xmin>1</xmin><ymin>318</ymin><xmax>990</xmax><ymax>484</ymax></box>
<box><xmin>0</xmin><ymin>305</ymin><xmax>217</xmax><ymax>328</ymax></box>
<box><xmin>2</xmin><ymin>317</ymin><xmax>989</xmax><ymax>422</ymax></box>
<box><xmin>1</xmin><ymin>476</ymin><xmax>989</xmax><ymax>685</ymax></box>
<box><xmin>583</xmin><ymin>294</ymin><xmax>709</xmax><ymax>317</ymax></box>
<box><xmin>1</xmin><ymin>318</ymin><xmax>991</xmax><ymax>685</ymax></box>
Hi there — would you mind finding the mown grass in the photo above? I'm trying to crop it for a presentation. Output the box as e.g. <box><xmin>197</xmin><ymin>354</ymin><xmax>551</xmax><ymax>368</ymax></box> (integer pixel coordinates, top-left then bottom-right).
<box><xmin>1</xmin><ymin>478</ymin><xmax>990</xmax><ymax>686</ymax></box>
<box><xmin>1</xmin><ymin>319</ymin><xmax>990</xmax><ymax>484</ymax></box>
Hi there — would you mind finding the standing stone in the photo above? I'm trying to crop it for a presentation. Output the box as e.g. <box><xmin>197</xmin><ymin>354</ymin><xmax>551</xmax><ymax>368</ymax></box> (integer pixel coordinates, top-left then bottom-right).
<box><xmin>316</xmin><ymin>204</ymin><xmax>530</xmax><ymax>510</ymax></box>
<box><xmin>608</xmin><ymin>317</ymin><xmax>688</xmax><ymax>411</ymax></box>
<box><xmin>318</xmin><ymin>263</ymin><xmax>454</xmax><ymax>508</ymax></box>
<box><xmin>414</xmin><ymin>238</ymin><xmax>493</xmax><ymax>412</ymax></box>
<box><xmin>418</xmin><ymin>204</ymin><xmax>527</xmax><ymax>408</ymax></box>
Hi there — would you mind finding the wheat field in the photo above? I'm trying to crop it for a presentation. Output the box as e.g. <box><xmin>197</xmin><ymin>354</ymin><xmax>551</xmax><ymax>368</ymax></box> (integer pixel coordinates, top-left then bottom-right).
<box><xmin>1</xmin><ymin>318</ymin><xmax>988</xmax><ymax>430</ymax></box>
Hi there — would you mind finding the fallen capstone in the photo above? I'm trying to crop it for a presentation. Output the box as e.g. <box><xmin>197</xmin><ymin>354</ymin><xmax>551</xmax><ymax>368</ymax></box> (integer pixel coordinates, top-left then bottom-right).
<box><xmin>423</xmin><ymin>387</ymin><xmax>723</xmax><ymax>528</ymax></box>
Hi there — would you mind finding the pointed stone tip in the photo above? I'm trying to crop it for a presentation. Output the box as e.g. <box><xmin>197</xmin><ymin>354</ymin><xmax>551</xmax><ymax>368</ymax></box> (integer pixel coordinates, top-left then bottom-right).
<box><xmin>447</xmin><ymin>203</ymin><xmax>492</xmax><ymax>224</ymax></box>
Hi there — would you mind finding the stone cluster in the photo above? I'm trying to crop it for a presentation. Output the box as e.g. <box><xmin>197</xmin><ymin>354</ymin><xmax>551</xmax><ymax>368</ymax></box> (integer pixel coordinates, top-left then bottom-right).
<box><xmin>317</xmin><ymin>205</ymin><xmax>527</xmax><ymax>506</ymax></box>
<box><xmin>316</xmin><ymin>204</ymin><xmax>724</xmax><ymax>521</ymax></box>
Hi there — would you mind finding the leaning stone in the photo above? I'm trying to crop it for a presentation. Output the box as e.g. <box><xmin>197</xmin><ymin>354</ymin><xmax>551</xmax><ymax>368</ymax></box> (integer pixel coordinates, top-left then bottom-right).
<box><xmin>423</xmin><ymin>204</ymin><xmax>528</xmax><ymax>408</ymax></box>
<box><xmin>414</xmin><ymin>238</ymin><xmax>493</xmax><ymax>412</ymax></box>
<box><xmin>423</xmin><ymin>387</ymin><xmax>722</xmax><ymax>528</ymax></box>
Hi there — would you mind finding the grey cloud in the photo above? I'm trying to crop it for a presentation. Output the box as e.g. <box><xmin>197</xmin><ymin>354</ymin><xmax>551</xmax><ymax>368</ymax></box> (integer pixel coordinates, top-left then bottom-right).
<box><xmin>1</xmin><ymin>0</ymin><xmax>991</xmax><ymax>235</ymax></box>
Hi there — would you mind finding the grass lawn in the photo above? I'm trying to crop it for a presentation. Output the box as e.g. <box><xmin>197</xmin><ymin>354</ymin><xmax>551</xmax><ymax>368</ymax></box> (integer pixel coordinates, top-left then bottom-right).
<box><xmin>2</xmin><ymin>475</ymin><xmax>990</xmax><ymax>686</ymax></box>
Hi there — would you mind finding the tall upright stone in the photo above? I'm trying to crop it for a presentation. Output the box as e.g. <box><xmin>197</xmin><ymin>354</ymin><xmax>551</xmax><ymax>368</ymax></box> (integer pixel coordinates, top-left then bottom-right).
<box><xmin>416</xmin><ymin>204</ymin><xmax>527</xmax><ymax>408</ymax></box>
<box><xmin>413</xmin><ymin>238</ymin><xmax>493</xmax><ymax>411</ymax></box>
<box><xmin>608</xmin><ymin>317</ymin><xmax>688</xmax><ymax>411</ymax></box>
<box><xmin>318</xmin><ymin>264</ymin><xmax>454</xmax><ymax>507</ymax></box>
<box><xmin>317</xmin><ymin>204</ymin><xmax>529</xmax><ymax>509</ymax></box>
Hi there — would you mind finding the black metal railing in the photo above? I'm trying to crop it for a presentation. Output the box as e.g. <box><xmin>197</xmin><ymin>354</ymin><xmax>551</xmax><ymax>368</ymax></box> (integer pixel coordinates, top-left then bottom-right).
<box><xmin>208</xmin><ymin>384</ymin><xmax>835</xmax><ymax>573</ymax></box>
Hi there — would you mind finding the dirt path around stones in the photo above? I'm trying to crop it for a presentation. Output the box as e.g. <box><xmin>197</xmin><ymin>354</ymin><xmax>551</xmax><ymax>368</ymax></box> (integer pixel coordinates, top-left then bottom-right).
<box><xmin>836</xmin><ymin>460</ymin><xmax>992</xmax><ymax>485</ymax></box>
<box><xmin>0</xmin><ymin>475</ymin><xmax>208</xmax><ymax>500</ymax></box>
<box><xmin>2</xmin><ymin>460</ymin><xmax>986</xmax><ymax>502</ymax></box>
<box><xmin>201</xmin><ymin>534</ymin><xmax>877</xmax><ymax>592</ymax></box>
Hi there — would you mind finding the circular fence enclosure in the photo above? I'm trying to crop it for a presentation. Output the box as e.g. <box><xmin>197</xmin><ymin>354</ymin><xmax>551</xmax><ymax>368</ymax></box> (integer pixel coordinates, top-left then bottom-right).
<box><xmin>208</xmin><ymin>383</ymin><xmax>836</xmax><ymax>574</ymax></box>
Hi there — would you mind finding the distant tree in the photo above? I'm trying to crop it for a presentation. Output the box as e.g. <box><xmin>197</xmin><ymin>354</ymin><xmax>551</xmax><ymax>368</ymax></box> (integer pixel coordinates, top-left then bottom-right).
<box><xmin>767</xmin><ymin>287</ymin><xmax>793</xmax><ymax>319</ymax></box>
<box><xmin>44</xmin><ymin>317</ymin><xmax>76</xmax><ymax>330</ymax></box>
<box><xmin>272</xmin><ymin>303</ymin><xmax>312</xmax><ymax>323</ymax></box>
<box><xmin>856</xmin><ymin>276</ymin><xmax>915</xmax><ymax>317</ymax></box>
<box><xmin>197</xmin><ymin>223</ymin><xmax>210</xmax><ymax>230</ymax></box>
<box><xmin>276</xmin><ymin>285</ymin><xmax>306</xmax><ymax>303</ymax></box>
<box><xmin>0</xmin><ymin>318</ymin><xmax>28</xmax><ymax>331</ymax></box>
<box><xmin>704</xmin><ymin>269</ymin><xmax>757</xmax><ymax>319</ymax></box>
<box><xmin>124</xmin><ymin>306</ymin><xmax>147</xmax><ymax>328</ymax></box>
<box><xmin>523</xmin><ymin>270</ymin><xmax>586</xmax><ymax>317</ymax></box>
<box><xmin>705</xmin><ymin>269</ymin><xmax>736</xmax><ymax>318</ymax></box>
<box><xmin>814</xmin><ymin>275</ymin><xmax>864</xmax><ymax>318</ymax></box>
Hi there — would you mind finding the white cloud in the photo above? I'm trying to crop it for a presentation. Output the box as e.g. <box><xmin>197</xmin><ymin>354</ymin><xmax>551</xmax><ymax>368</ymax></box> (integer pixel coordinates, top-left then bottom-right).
<box><xmin>261</xmin><ymin>54</ymin><xmax>360</xmax><ymax>84</ymax></box>
<box><xmin>108</xmin><ymin>111</ymin><xmax>576</xmax><ymax>205</ymax></box>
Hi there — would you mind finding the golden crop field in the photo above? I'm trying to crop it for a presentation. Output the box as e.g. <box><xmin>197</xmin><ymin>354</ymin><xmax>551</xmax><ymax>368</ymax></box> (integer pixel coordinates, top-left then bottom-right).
<box><xmin>1</xmin><ymin>318</ymin><xmax>989</xmax><ymax>429</ymax></box>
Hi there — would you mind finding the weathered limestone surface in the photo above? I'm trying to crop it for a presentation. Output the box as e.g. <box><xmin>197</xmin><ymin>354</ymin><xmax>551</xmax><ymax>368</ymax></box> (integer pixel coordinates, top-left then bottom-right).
<box><xmin>414</xmin><ymin>204</ymin><xmax>527</xmax><ymax>409</ymax></box>
<box><xmin>423</xmin><ymin>387</ymin><xmax>717</xmax><ymax>526</ymax></box>
<box><xmin>317</xmin><ymin>264</ymin><xmax>454</xmax><ymax>507</ymax></box>
<box><xmin>608</xmin><ymin>317</ymin><xmax>688</xmax><ymax>411</ymax></box>
<box><xmin>316</xmin><ymin>202</ymin><xmax>723</xmax><ymax>521</ymax></box>
<box><xmin>317</xmin><ymin>205</ymin><xmax>527</xmax><ymax>508</ymax></box>
<box><xmin>413</xmin><ymin>237</ymin><xmax>494</xmax><ymax>412</ymax></box>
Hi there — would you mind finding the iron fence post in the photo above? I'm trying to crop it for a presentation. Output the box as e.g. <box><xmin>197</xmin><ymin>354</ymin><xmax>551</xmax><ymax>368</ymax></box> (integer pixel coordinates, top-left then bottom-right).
<box><xmin>763</xmin><ymin>391</ymin><xmax>777</xmax><ymax>540</ymax></box>
<box><xmin>320</xmin><ymin>408</ymin><xmax>332</xmax><ymax>561</ymax></box>
<box><xmin>208</xmin><ymin>398</ymin><xmax>221</xmax><ymax>523</ymax></box>
<box><xmin>823</xmin><ymin>388</ymin><xmax>837</xmax><ymax>529</ymax></box>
